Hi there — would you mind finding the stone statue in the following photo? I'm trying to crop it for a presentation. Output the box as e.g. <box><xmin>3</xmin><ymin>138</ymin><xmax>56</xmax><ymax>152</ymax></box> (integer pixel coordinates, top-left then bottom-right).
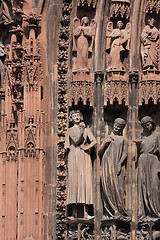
<box><xmin>134</xmin><ymin>116</ymin><xmax>160</xmax><ymax>220</ymax></box>
<box><xmin>106</xmin><ymin>20</ymin><xmax>131</xmax><ymax>71</ymax></box>
<box><xmin>98</xmin><ymin>118</ymin><xmax>128</xmax><ymax>218</ymax></box>
<box><xmin>141</xmin><ymin>18</ymin><xmax>159</xmax><ymax>70</ymax></box>
<box><xmin>65</xmin><ymin>110</ymin><xmax>97</xmax><ymax>219</ymax></box>
<box><xmin>72</xmin><ymin>17</ymin><xmax>96</xmax><ymax>71</ymax></box>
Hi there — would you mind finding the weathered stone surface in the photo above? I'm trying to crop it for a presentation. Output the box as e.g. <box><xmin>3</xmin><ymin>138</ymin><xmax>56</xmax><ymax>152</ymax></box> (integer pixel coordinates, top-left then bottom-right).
<box><xmin>0</xmin><ymin>0</ymin><xmax>160</xmax><ymax>239</ymax></box>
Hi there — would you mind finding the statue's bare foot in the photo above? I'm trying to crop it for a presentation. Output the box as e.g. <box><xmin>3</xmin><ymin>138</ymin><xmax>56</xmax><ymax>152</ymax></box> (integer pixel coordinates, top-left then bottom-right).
<box><xmin>84</xmin><ymin>213</ymin><xmax>94</xmax><ymax>220</ymax></box>
<box><xmin>67</xmin><ymin>216</ymin><xmax>75</xmax><ymax>220</ymax></box>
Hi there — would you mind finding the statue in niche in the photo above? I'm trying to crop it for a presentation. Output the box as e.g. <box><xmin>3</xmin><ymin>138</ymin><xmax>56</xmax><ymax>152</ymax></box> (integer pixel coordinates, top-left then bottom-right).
<box><xmin>106</xmin><ymin>20</ymin><xmax>131</xmax><ymax>71</ymax></box>
<box><xmin>134</xmin><ymin>116</ymin><xmax>160</xmax><ymax>220</ymax></box>
<box><xmin>98</xmin><ymin>118</ymin><xmax>128</xmax><ymax>218</ymax></box>
<box><xmin>141</xmin><ymin>18</ymin><xmax>159</xmax><ymax>70</ymax></box>
<box><xmin>72</xmin><ymin>17</ymin><xmax>96</xmax><ymax>72</ymax></box>
<box><xmin>65</xmin><ymin>110</ymin><xmax>97</xmax><ymax>219</ymax></box>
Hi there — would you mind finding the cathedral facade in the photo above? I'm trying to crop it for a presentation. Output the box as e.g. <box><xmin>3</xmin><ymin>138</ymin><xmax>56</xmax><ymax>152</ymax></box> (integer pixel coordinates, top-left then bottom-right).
<box><xmin>0</xmin><ymin>0</ymin><xmax>160</xmax><ymax>239</ymax></box>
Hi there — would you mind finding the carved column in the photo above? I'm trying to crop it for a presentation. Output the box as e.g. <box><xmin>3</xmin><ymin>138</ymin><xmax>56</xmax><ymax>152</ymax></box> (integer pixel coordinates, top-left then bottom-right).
<box><xmin>94</xmin><ymin>71</ymin><xmax>104</xmax><ymax>239</ymax></box>
<box><xmin>0</xmin><ymin>6</ymin><xmax>45</xmax><ymax>239</ymax></box>
<box><xmin>128</xmin><ymin>71</ymin><xmax>139</xmax><ymax>240</ymax></box>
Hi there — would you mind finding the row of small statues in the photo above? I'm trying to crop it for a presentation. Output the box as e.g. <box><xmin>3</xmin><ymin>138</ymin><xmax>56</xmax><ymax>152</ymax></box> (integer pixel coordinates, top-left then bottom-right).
<box><xmin>73</xmin><ymin>17</ymin><xmax>159</xmax><ymax>71</ymax></box>
<box><xmin>65</xmin><ymin>110</ymin><xmax>160</xmax><ymax>220</ymax></box>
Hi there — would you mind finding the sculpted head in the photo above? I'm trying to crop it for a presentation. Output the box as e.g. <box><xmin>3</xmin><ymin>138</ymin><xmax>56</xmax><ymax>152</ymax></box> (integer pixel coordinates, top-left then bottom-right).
<box><xmin>141</xmin><ymin>116</ymin><xmax>155</xmax><ymax>132</ymax></box>
<box><xmin>117</xmin><ymin>20</ymin><xmax>124</xmax><ymax>30</ymax></box>
<box><xmin>148</xmin><ymin>18</ymin><xmax>155</xmax><ymax>28</ymax></box>
<box><xmin>113</xmin><ymin>118</ymin><xmax>126</xmax><ymax>135</ymax></box>
<box><xmin>69</xmin><ymin>110</ymin><xmax>83</xmax><ymax>125</ymax></box>
<box><xmin>81</xmin><ymin>17</ymin><xmax>89</xmax><ymax>26</ymax></box>
<box><xmin>79</xmin><ymin>121</ymin><xmax>85</xmax><ymax>129</ymax></box>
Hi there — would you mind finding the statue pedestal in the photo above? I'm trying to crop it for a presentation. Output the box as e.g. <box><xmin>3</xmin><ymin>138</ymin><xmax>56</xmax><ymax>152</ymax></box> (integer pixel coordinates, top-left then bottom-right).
<box><xmin>65</xmin><ymin>218</ymin><xmax>94</xmax><ymax>240</ymax></box>
<box><xmin>72</xmin><ymin>70</ymin><xmax>91</xmax><ymax>82</ymax></box>
<box><xmin>137</xmin><ymin>218</ymin><xmax>160</xmax><ymax>240</ymax></box>
<box><xmin>101</xmin><ymin>217</ymin><xmax>131</xmax><ymax>240</ymax></box>
<box><xmin>141</xmin><ymin>69</ymin><xmax>160</xmax><ymax>81</ymax></box>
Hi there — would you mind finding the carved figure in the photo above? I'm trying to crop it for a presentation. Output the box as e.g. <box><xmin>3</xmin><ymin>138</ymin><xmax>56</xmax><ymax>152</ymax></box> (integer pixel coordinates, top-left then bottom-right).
<box><xmin>65</xmin><ymin>110</ymin><xmax>96</xmax><ymax>219</ymax></box>
<box><xmin>141</xmin><ymin>18</ymin><xmax>159</xmax><ymax>70</ymax></box>
<box><xmin>0</xmin><ymin>0</ymin><xmax>12</xmax><ymax>22</ymax></box>
<box><xmin>99</xmin><ymin>118</ymin><xmax>128</xmax><ymax>217</ymax></box>
<box><xmin>106</xmin><ymin>21</ymin><xmax>131</xmax><ymax>70</ymax></box>
<box><xmin>134</xmin><ymin>116</ymin><xmax>160</xmax><ymax>219</ymax></box>
<box><xmin>72</xmin><ymin>17</ymin><xmax>96</xmax><ymax>71</ymax></box>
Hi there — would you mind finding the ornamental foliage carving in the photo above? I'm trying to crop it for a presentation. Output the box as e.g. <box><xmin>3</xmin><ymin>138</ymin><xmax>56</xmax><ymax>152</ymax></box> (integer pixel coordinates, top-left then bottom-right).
<box><xmin>110</xmin><ymin>0</ymin><xmax>130</xmax><ymax>19</ymax></box>
<box><xmin>145</xmin><ymin>0</ymin><xmax>160</xmax><ymax>13</ymax></box>
<box><xmin>77</xmin><ymin>0</ymin><xmax>97</xmax><ymax>8</ymax></box>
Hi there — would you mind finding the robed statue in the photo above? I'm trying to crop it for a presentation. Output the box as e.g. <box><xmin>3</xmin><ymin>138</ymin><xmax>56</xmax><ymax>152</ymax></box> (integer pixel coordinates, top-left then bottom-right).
<box><xmin>106</xmin><ymin>20</ymin><xmax>131</xmax><ymax>71</ymax></box>
<box><xmin>141</xmin><ymin>18</ymin><xmax>159</xmax><ymax>70</ymax></box>
<box><xmin>72</xmin><ymin>17</ymin><xmax>96</xmax><ymax>72</ymax></box>
<box><xmin>99</xmin><ymin>118</ymin><xmax>128</xmax><ymax>218</ymax></box>
<box><xmin>65</xmin><ymin>110</ymin><xmax>97</xmax><ymax>219</ymax></box>
<box><xmin>134</xmin><ymin>116</ymin><xmax>160</xmax><ymax>220</ymax></box>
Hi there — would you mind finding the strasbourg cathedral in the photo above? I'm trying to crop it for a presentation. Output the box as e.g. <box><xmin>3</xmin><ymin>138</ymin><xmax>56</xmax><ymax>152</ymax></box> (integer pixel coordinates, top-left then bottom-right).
<box><xmin>0</xmin><ymin>0</ymin><xmax>160</xmax><ymax>239</ymax></box>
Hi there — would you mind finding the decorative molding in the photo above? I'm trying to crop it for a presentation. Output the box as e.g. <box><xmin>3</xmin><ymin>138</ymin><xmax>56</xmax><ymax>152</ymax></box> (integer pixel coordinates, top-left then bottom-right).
<box><xmin>56</xmin><ymin>0</ymin><xmax>72</xmax><ymax>239</ymax></box>
<box><xmin>6</xmin><ymin>120</ymin><xmax>18</xmax><ymax>161</ymax></box>
<box><xmin>66</xmin><ymin>219</ymin><xmax>94</xmax><ymax>240</ymax></box>
<box><xmin>129</xmin><ymin>71</ymin><xmax>139</xmax><ymax>84</ymax></box>
<box><xmin>145</xmin><ymin>0</ymin><xmax>160</xmax><ymax>13</ymax></box>
<box><xmin>101</xmin><ymin>219</ymin><xmax>131</xmax><ymax>240</ymax></box>
<box><xmin>69</xmin><ymin>80</ymin><xmax>94</xmax><ymax>106</ymax></box>
<box><xmin>104</xmin><ymin>72</ymin><xmax>129</xmax><ymax>106</ymax></box>
<box><xmin>24</xmin><ymin>117</ymin><xmax>36</xmax><ymax>158</ymax></box>
<box><xmin>110</xmin><ymin>1</ymin><xmax>130</xmax><ymax>19</ymax></box>
<box><xmin>77</xmin><ymin>0</ymin><xmax>97</xmax><ymax>8</ymax></box>
<box><xmin>138</xmin><ymin>71</ymin><xmax>160</xmax><ymax>105</ymax></box>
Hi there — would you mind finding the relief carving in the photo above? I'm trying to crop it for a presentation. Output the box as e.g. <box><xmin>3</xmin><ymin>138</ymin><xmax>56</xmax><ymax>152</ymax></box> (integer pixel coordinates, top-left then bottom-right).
<box><xmin>67</xmin><ymin>222</ymin><xmax>94</xmax><ymax>239</ymax></box>
<box><xmin>69</xmin><ymin>80</ymin><xmax>94</xmax><ymax>107</ymax></box>
<box><xmin>104</xmin><ymin>79</ymin><xmax>129</xmax><ymax>106</ymax></box>
<box><xmin>106</xmin><ymin>21</ymin><xmax>131</xmax><ymax>71</ymax></box>
<box><xmin>73</xmin><ymin>17</ymin><xmax>96</xmax><ymax>72</ymax></box>
<box><xmin>77</xmin><ymin>0</ymin><xmax>97</xmax><ymax>8</ymax></box>
<box><xmin>0</xmin><ymin>0</ymin><xmax>12</xmax><ymax>23</ymax></box>
<box><xmin>65</xmin><ymin>110</ymin><xmax>96</xmax><ymax>219</ymax></box>
<box><xmin>141</xmin><ymin>18</ymin><xmax>159</xmax><ymax>70</ymax></box>
<box><xmin>146</xmin><ymin>0</ymin><xmax>160</xmax><ymax>14</ymax></box>
<box><xmin>110</xmin><ymin>0</ymin><xmax>130</xmax><ymax>19</ymax></box>
<box><xmin>99</xmin><ymin>118</ymin><xmax>128</xmax><ymax>218</ymax></box>
<box><xmin>101</xmin><ymin>224</ymin><xmax>116</xmax><ymax>239</ymax></box>
<box><xmin>6</xmin><ymin>120</ymin><xmax>18</xmax><ymax>161</ymax></box>
<box><xmin>134</xmin><ymin>116</ymin><xmax>160</xmax><ymax>220</ymax></box>
<box><xmin>24</xmin><ymin>117</ymin><xmax>36</xmax><ymax>158</ymax></box>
